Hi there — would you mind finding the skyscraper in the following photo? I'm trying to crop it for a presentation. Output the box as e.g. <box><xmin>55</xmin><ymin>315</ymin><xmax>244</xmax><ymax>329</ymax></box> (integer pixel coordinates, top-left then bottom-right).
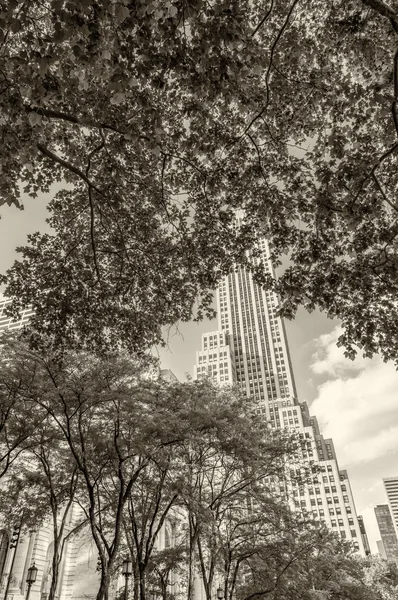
<box><xmin>384</xmin><ymin>477</ymin><xmax>398</xmax><ymax>536</ymax></box>
<box><xmin>194</xmin><ymin>225</ymin><xmax>365</xmax><ymax>553</ymax></box>
<box><xmin>374</xmin><ymin>504</ymin><xmax>398</xmax><ymax>565</ymax></box>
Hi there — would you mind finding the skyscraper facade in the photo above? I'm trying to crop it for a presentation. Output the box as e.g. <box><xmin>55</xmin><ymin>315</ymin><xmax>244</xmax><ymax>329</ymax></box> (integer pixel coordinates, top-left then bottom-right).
<box><xmin>357</xmin><ymin>515</ymin><xmax>371</xmax><ymax>555</ymax></box>
<box><xmin>384</xmin><ymin>477</ymin><xmax>398</xmax><ymax>536</ymax></box>
<box><xmin>194</xmin><ymin>225</ymin><xmax>365</xmax><ymax>553</ymax></box>
<box><xmin>374</xmin><ymin>504</ymin><xmax>398</xmax><ymax>565</ymax></box>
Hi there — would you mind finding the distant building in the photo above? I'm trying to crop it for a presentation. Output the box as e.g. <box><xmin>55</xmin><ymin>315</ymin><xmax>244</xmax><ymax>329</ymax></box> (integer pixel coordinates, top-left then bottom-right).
<box><xmin>160</xmin><ymin>368</ymin><xmax>178</xmax><ymax>382</ymax></box>
<box><xmin>377</xmin><ymin>540</ymin><xmax>387</xmax><ymax>560</ymax></box>
<box><xmin>374</xmin><ymin>504</ymin><xmax>398</xmax><ymax>564</ymax></box>
<box><xmin>357</xmin><ymin>515</ymin><xmax>371</xmax><ymax>555</ymax></box>
<box><xmin>384</xmin><ymin>477</ymin><xmax>398</xmax><ymax>535</ymax></box>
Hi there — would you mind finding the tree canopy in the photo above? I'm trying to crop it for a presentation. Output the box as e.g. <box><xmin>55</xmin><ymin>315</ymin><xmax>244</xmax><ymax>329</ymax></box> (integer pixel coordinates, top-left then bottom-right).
<box><xmin>0</xmin><ymin>338</ymin><xmax>319</xmax><ymax>600</ymax></box>
<box><xmin>1</xmin><ymin>0</ymin><xmax>398</xmax><ymax>361</ymax></box>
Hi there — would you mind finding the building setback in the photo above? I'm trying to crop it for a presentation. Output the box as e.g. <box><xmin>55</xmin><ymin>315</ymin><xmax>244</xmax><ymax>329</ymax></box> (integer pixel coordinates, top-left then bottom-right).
<box><xmin>193</xmin><ymin>222</ymin><xmax>365</xmax><ymax>553</ymax></box>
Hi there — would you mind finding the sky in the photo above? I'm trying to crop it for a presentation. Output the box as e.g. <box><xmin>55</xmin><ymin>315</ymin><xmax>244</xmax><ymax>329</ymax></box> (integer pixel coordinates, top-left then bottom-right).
<box><xmin>1</xmin><ymin>194</ymin><xmax>398</xmax><ymax>553</ymax></box>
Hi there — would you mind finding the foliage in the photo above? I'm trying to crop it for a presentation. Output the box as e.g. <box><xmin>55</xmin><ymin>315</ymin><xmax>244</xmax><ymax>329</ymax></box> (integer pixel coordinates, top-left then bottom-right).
<box><xmin>0</xmin><ymin>337</ymin><xmax>329</xmax><ymax>600</ymax></box>
<box><xmin>296</xmin><ymin>541</ymin><xmax>398</xmax><ymax>600</ymax></box>
<box><xmin>0</xmin><ymin>0</ymin><xmax>398</xmax><ymax>361</ymax></box>
<box><xmin>362</xmin><ymin>557</ymin><xmax>398</xmax><ymax>600</ymax></box>
<box><xmin>0</xmin><ymin>333</ymin><xmax>43</xmax><ymax>480</ymax></box>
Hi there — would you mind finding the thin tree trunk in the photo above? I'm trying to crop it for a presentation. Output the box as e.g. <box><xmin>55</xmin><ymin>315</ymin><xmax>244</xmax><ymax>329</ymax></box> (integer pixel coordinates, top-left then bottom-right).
<box><xmin>139</xmin><ymin>565</ymin><xmax>146</xmax><ymax>600</ymax></box>
<box><xmin>97</xmin><ymin>569</ymin><xmax>112</xmax><ymax>600</ymax></box>
<box><xmin>187</xmin><ymin>516</ymin><xmax>198</xmax><ymax>600</ymax></box>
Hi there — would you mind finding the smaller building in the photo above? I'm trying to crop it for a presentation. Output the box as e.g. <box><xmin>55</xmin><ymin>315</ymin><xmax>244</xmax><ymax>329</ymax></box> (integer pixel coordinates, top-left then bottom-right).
<box><xmin>374</xmin><ymin>504</ymin><xmax>398</xmax><ymax>565</ymax></box>
<box><xmin>357</xmin><ymin>515</ymin><xmax>371</xmax><ymax>555</ymax></box>
<box><xmin>384</xmin><ymin>477</ymin><xmax>398</xmax><ymax>536</ymax></box>
<box><xmin>160</xmin><ymin>369</ymin><xmax>178</xmax><ymax>382</ymax></box>
<box><xmin>377</xmin><ymin>540</ymin><xmax>387</xmax><ymax>560</ymax></box>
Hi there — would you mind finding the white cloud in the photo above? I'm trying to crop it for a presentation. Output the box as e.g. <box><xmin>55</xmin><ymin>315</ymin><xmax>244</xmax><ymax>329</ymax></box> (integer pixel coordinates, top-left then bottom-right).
<box><xmin>310</xmin><ymin>327</ymin><xmax>371</xmax><ymax>377</ymax></box>
<box><xmin>309</xmin><ymin>327</ymin><xmax>398</xmax><ymax>466</ymax></box>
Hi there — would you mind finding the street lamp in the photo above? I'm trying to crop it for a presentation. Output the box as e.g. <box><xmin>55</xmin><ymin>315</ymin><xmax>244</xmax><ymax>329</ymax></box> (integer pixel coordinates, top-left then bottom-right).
<box><xmin>26</xmin><ymin>563</ymin><xmax>38</xmax><ymax>600</ymax></box>
<box><xmin>217</xmin><ymin>587</ymin><xmax>224</xmax><ymax>600</ymax></box>
<box><xmin>122</xmin><ymin>558</ymin><xmax>133</xmax><ymax>600</ymax></box>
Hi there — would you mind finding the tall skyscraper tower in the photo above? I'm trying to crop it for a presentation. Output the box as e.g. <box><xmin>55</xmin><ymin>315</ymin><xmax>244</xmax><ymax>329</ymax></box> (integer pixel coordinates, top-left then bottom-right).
<box><xmin>194</xmin><ymin>220</ymin><xmax>365</xmax><ymax>553</ymax></box>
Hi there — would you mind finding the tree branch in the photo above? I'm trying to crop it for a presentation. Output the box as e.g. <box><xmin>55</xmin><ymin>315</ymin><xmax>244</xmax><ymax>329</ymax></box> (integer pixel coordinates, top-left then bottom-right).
<box><xmin>27</xmin><ymin>105</ymin><xmax>127</xmax><ymax>135</ymax></box>
<box><xmin>252</xmin><ymin>0</ymin><xmax>274</xmax><ymax>38</ymax></box>
<box><xmin>244</xmin><ymin>0</ymin><xmax>301</xmax><ymax>135</ymax></box>
<box><xmin>36</xmin><ymin>144</ymin><xmax>103</xmax><ymax>195</ymax></box>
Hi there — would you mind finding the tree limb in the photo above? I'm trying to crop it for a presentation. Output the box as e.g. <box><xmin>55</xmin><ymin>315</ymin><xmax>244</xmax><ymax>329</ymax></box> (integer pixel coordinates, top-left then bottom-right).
<box><xmin>36</xmin><ymin>144</ymin><xmax>103</xmax><ymax>195</ymax></box>
<box><xmin>26</xmin><ymin>105</ymin><xmax>127</xmax><ymax>135</ymax></box>
<box><xmin>252</xmin><ymin>0</ymin><xmax>274</xmax><ymax>38</ymax></box>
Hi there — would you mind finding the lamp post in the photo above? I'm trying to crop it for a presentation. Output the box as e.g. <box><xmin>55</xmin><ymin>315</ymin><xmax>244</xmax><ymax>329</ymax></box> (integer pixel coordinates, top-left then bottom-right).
<box><xmin>122</xmin><ymin>558</ymin><xmax>133</xmax><ymax>600</ymax></box>
<box><xmin>217</xmin><ymin>587</ymin><xmax>224</xmax><ymax>600</ymax></box>
<box><xmin>26</xmin><ymin>563</ymin><xmax>38</xmax><ymax>600</ymax></box>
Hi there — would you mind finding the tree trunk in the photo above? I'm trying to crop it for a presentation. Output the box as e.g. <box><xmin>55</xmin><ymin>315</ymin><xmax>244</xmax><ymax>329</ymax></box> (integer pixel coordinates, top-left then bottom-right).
<box><xmin>187</xmin><ymin>517</ymin><xmax>197</xmax><ymax>600</ymax></box>
<box><xmin>96</xmin><ymin>569</ymin><xmax>112</xmax><ymax>600</ymax></box>
<box><xmin>48</xmin><ymin>549</ymin><xmax>59</xmax><ymax>600</ymax></box>
<box><xmin>138</xmin><ymin>565</ymin><xmax>146</xmax><ymax>600</ymax></box>
<box><xmin>133</xmin><ymin>561</ymin><xmax>140</xmax><ymax>600</ymax></box>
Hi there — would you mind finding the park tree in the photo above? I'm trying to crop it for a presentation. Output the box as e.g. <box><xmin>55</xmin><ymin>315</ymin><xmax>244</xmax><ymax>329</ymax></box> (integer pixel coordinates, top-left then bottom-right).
<box><xmin>0</xmin><ymin>0</ymin><xmax>398</xmax><ymax>362</ymax></box>
<box><xmin>295</xmin><ymin>538</ymin><xmax>398</xmax><ymax>600</ymax></box>
<box><xmin>1</xmin><ymin>337</ymin><xmax>311</xmax><ymax>600</ymax></box>
<box><xmin>145</xmin><ymin>543</ymin><xmax>188</xmax><ymax>600</ymax></box>
<box><xmin>0</xmin><ymin>333</ymin><xmax>43</xmax><ymax>480</ymax></box>
<box><xmin>362</xmin><ymin>556</ymin><xmax>398</xmax><ymax>600</ymax></box>
<box><xmin>0</xmin><ymin>340</ymin><xmax>159</xmax><ymax>599</ymax></box>
<box><xmin>26</xmin><ymin>425</ymin><xmax>79</xmax><ymax>600</ymax></box>
<box><xmin>0</xmin><ymin>425</ymin><xmax>80</xmax><ymax>600</ymax></box>
<box><xmin>176</xmin><ymin>407</ymin><xmax>307</xmax><ymax>600</ymax></box>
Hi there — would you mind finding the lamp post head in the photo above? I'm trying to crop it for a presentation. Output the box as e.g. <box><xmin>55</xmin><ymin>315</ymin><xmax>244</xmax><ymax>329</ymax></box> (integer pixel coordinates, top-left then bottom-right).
<box><xmin>26</xmin><ymin>562</ymin><xmax>38</xmax><ymax>584</ymax></box>
<box><xmin>122</xmin><ymin>558</ymin><xmax>133</xmax><ymax>576</ymax></box>
<box><xmin>217</xmin><ymin>587</ymin><xmax>223</xmax><ymax>600</ymax></box>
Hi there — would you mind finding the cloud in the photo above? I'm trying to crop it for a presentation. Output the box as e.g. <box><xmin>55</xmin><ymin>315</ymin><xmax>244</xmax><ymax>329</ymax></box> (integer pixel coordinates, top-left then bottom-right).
<box><xmin>309</xmin><ymin>327</ymin><xmax>398</xmax><ymax>466</ymax></box>
<box><xmin>310</xmin><ymin>327</ymin><xmax>370</xmax><ymax>377</ymax></box>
